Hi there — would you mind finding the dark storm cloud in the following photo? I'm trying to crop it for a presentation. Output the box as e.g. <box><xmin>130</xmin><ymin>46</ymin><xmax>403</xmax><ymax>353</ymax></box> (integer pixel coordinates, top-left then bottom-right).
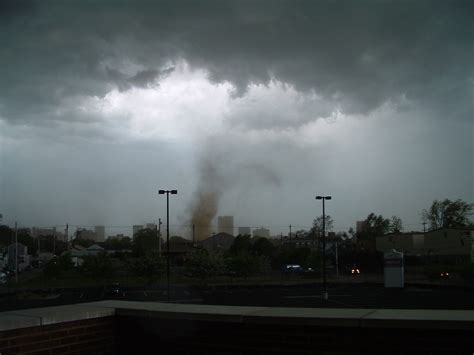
<box><xmin>0</xmin><ymin>0</ymin><xmax>472</xmax><ymax>125</ymax></box>
<box><xmin>106</xmin><ymin>66</ymin><xmax>175</xmax><ymax>91</ymax></box>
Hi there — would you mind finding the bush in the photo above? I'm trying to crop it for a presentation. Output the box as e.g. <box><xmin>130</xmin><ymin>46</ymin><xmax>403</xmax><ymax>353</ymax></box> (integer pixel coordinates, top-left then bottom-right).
<box><xmin>226</xmin><ymin>252</ymin><xmax>270</xmax><ymax>278</ymax></box>
<box><xmin>460</xmin><ymin>263</ymin><xmax>474</xmax><ymax>280</ymax></box>
<box><xmin>80</xmin><ymin>252</ymin><xmax>117</xmax><ymax>285</ymax></box>
<box><xmin>43</xmin><ymin>253</ymin><xmax>74</xmax><ymax>279</ymax></box>
<box><xmin>184</xmin><ymin>249</ymin><xmax>224</xmax><ymax>285</ymax></box>
<box><xmin>127</xmin><ymin>252</ymin><xmax>165</xmax><ymax>287</ymax></box>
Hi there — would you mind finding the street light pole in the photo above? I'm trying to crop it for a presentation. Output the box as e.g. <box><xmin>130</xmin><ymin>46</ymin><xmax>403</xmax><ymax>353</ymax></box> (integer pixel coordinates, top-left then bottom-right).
<box><xmin>158</xmin><ymin>189</ymin><xmax>178</xmax><ymax>303</ymax></box>
<box><xmin>316</xmin><ymin>195</ymin><xmax>331</xmax><ymax>300</ymax></box>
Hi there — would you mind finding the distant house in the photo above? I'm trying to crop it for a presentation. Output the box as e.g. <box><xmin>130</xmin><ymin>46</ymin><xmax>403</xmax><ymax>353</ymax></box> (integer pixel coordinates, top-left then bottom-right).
<box><xmin>376</xmin><ymin>227</ymin><xmax>474</xmax><ymax>263</ymax></box>
<box><xmin>63</xmin><ymin>243</ymin><xmax>132</xmax><ymax>267</ymax></box>
<box><xmin>201</xmin><ymin>233</ymin><xmax>235</xmax><ymax>252</ymax></box>
<box><xmin>167</xmin><ymin>236</ymin><xmax>193</xmax><ymax>254</ymax></box>
<box><xmin>85</xmin><ymin>244</ymin><xmax>106</xmax><ymax>256</ymax></box>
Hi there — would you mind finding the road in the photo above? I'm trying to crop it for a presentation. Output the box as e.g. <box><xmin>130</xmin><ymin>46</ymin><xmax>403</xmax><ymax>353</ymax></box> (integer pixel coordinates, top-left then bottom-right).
<box><xmin>1</xmin><ymin>282</ymin><xmax>473</xmax><ymax>311</ymax></box>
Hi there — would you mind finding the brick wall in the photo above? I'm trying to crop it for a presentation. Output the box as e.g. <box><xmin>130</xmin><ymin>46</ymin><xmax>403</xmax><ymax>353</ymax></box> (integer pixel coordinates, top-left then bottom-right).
<box><xmin>0</xmin><ymin>317</ymin><xmax>115</xmax><ymax>355</ymax></box>
<box><xmin>1</xmin><ymin>302</ymin><xmax>473</xmax><ymax>355</ymax></box>
<box><xmin>117</xmin><ymin>316</ymin><xmax>474</xmax><ymax>355</ymax></box>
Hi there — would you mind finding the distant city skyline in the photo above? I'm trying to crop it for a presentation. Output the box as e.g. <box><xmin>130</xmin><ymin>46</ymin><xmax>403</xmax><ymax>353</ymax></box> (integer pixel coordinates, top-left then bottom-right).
<box><xmin>0</xmin><ymin>215</ymin><xmax>438</xmax><ymax>241</ymax></box>
<box><xmin>1</xmin><ymin>2</ymin><xmax>471</xmax><ymax>234</ymax></box>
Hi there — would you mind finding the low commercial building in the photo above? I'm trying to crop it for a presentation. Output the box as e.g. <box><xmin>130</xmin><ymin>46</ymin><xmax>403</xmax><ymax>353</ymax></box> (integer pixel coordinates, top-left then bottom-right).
<box><xmin>376</xmin><ymin>228</ymin><xmax>474</xmax><ymax>263</ymax></box>
<box><xmin>94</xmin><ymin>226</ymin><xmax>105</xmax><ymax>242</ymax></box>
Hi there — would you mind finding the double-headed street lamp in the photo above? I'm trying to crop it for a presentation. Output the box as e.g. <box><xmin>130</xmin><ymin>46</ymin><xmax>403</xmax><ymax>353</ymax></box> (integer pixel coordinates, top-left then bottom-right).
<box><xmin>158</xmin><ymin>189</ymin><xmax>178</xmax><ymax>303</ymax></box>
<box><xmin>316</xmin><ymin>195</ymin><xmax>331</xmax><ymax>300</ymax></box>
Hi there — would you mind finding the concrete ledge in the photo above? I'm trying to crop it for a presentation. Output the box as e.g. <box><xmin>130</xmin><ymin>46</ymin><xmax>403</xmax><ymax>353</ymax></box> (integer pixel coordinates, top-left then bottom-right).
<box><xmin>361</xmin><ymin>309</ymin><xmax>474</xmax><ymax>330</ymax></box>
<box><xmin>0</xmin><ymin>304</ymin><xmax>115</xmax><ymax>330</ymax></box>
<box><xmin>1</xmin><ymin>301</ymin><xmax>473</xmax><ymax>332</ymax></box>
<box><xmin>82</xmin><ymin>300</ymin><xmax>474</xmax><ymax>330</ymax></box>
<box><xmin>0</xmin><ymin>313</ymin><xmax>41</xmax><ymax>331</ymax></box>
<box><xmin>85</xmin><ymin>300</ymin><xmax>267</xmax><ymax>323</ymax></box>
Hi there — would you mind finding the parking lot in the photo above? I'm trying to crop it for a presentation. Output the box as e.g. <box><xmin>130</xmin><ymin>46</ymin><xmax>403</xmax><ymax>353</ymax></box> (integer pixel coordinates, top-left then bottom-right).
<box><xmin>1</xmin><ymin>281</ymin><xmax>473</xmax><ymax>311</ymax></box>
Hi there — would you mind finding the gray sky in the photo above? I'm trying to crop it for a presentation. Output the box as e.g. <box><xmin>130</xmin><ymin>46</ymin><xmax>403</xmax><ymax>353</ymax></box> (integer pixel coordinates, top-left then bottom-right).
<box><xmin>0</xmin><ymin>0</ymin><xmax>472</xmax><ymax>238</ymax></box>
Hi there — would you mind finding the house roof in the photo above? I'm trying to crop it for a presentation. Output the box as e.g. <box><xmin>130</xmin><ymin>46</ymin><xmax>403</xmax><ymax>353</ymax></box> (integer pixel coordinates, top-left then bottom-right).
<box><xmin>87</xmin><ymin>244</ymin><xmax>104</xmax><ymax>251</ymax></box>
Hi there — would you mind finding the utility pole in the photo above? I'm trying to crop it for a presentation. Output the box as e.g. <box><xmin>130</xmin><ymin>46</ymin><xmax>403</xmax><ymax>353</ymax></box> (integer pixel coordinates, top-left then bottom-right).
<box><xmin>158</xmin><ymin>218</ymin><xmax>162</xmax><ymax>255</ymax></box>
<box><xmin>14</xmin><ymin>222</ymin><xmax>18</xmax><ymax>283</ymax></box>
<box><xmin>158</xmin><ymin>189</ymin><xmax>178</xmax><ymax>303</ymax></box>
<box><xmin>53</xmin><ymin>229</ymin><xmax>56</xmax><ymax>256</ymax></box>
<box><xmin>316</xmin><ymin>195</ymin><xmax>331</xmax><ymax>301</ymax></box>
<box><xmin>65</xmin><ymin>224</ymin><xmax>70</xmax><ymax>251</ymax></box>
<box><xmin>289</xmin><ymin>224</ymin><xmax>292</xmax><ymax>239</ymax></box>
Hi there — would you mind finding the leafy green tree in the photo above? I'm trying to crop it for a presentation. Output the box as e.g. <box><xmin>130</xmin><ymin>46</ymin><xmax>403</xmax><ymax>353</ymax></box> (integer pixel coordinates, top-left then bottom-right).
<box><xmin>80</xmin><ymin>252</ymin><xmax>117</xmax><ymax>285</ymax></box>
<box><xmin>422</xmin><ymin>199</ymin><xmax>473</xmax><ymax>230</ymax></box>
<box><xmin>37</xmin><ymin>235</ymin><xmax>67</xmax><ymax>255</ymax></box>
<box><xmin>356</xmin><ymin>213</ymin><xmax>390</xmax><ymax>250</ymax></box>
<box><xmin>0</xmin><ymin>226</ymin><xmax>36</xmax><ymax>253</ymax></box>
<box><xmin>227</xmin><ymin>252</ymin><xmax>270</xmax><ymax>278</ymax></box>
<box><xmin>133</xmin><ymin>228</ymin><xmax>160</xmax><ymax>256</ymax></box>
<box><xmin>365</xmin><ymin>213</ymin><xmax>391</xmax><ymax>235</ymax></box>
<box><xmin>43</xmin><ymin>253</ymin><xmax>74</xmax><ymax>279</ymax></box>
<box><xmin>251</xmin><ymin>237</ymin><xmax>274</xmax><ymax>258</ymax></box>
<box><xmin>105</xmin><ymin>237</ymin><xmax>132</xmax><ymax>250</ymax></box>
<box><xmin>304</xmin><ymin>251</ymin><xmax>322</xmax><ymax>271</ymax></box>
<box><xmin>0</xmin><ymin>225</ymin><xmax>12</xmax><ymax>246</ymax></box>
<box><xmin>312</xmin><ymin>215</ymin><xmax>334</xmax><ymax>236</ymax></box>
<box><xmin>390</xmin><ymin>216</ymin><xmax>403</xmax><ymax>233</ymax></box>
<box><xmin>228</xmin><ymin>235</ymin><xmax>252</xmax><ymax>255</ymax></box>
<box><xmin>127</xmin><ymin>251</ymin><xmax>165</xmax><ymax>288</ymax></box>
<box><xmin>184</xmin><ymin>249</ymin><xmax>224</xmax><ymax>285</ymax></box>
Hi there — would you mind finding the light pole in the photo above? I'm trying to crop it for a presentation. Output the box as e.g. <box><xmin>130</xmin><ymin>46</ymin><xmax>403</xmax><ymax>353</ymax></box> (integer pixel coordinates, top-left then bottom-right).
<box><xmin>316</xmin><ymin>195</ymin><xmax>331</xmax><ymax>300</ymax></box>
<box><xmin>158</xmin><ymin>189</ymin><xmax>178</xmax><ymax>303</ymax></box>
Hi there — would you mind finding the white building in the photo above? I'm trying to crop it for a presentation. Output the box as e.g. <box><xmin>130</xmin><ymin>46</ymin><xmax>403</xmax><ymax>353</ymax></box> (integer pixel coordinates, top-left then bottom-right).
<box><xmin>253</xmin><ymin>227</ymin><xmax>270</xmax><ymax>238</ymax></box>
<box><xmin>94</xmin><ymin>226</ymin><xmax>105</xmax><ymax>242</ymax></box>
<box><xmin>376</xmin><ymin>228</ymin><xmax>474</xmax><ymax>262</ymax></box>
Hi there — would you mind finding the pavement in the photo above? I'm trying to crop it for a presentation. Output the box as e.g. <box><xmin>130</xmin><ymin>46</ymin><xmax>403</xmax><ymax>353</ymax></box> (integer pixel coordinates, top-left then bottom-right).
<box><xmin>0</xmin><ymin>281</ymin><xmax>473</xmax><ymax>312</ymax></box>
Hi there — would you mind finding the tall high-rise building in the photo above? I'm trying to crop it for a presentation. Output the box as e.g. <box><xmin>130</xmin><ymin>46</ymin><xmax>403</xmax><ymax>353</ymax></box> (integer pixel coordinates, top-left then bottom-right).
<box><xmin>133</xmin><ymin>225</ymin><xmax>143</xmax><ymax>238</ymax></box>
<box><xmin>145</xmin><ymin>223</ymin><xmax>156</xmax><ymax>230</ymax></box>
<box><xmin>238</xmin><ymin>227</ymin><xmax>251</xmax><ymax>236</ymax></box>
<box><xmin>217</xmin><ymin>216</ymin><xmax>234</xmax><ymax>236</ymax></box>
<box><xmin>94</xmin><ymin>226</ymin><xmax>105</xmax><ymax>242</ymax></box>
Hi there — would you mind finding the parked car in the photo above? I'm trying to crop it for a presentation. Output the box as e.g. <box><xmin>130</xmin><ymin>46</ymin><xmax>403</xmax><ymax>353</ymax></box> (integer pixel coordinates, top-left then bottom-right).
<box><xmin>345</xmin><ymin>264</ymin><xmax>361</xmax><ymax>276</ymax></box>
<box><xmin>105</xmin><ymin>283</ymin><xmax>125</xmax><ymax>297</ymax></box>
<box><xmin>282</xmin><ymin>264</ymin><xmax>304</xmax><ymax>273</ymax></box>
